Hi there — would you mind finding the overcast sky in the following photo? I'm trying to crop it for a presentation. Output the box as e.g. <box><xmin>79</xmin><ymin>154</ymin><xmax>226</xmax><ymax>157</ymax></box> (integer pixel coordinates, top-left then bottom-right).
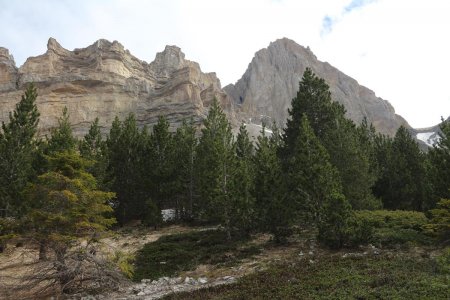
<box><xmin>1</xmin><ymin>0</ymin><xmax>449</xmax><ymax>128</ymax></box>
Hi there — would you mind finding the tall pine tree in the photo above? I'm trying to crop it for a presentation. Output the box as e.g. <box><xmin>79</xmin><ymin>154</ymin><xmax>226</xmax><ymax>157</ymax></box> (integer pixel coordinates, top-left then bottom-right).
<box><xmin>281</xmin><ymin>68</ymin><xmax>377</xmax><ymax>210</ymax></box>
<box><xmin>195</xmin><ymin>99</ymin><xmax>235</xmax><ymax>238</ymax></box>
<box><xmin>173</xmin><ymin>120</ymin><xmax>197</xmax><ymax>219</ymax></box>
<box><xmin>0</xmin><ymin>84</ymin><xmax>40</xmax><ymax>216</ymax></box>
<box><xmin>47</xmin><ymin>107</ymin><xmax>77</xmax><ymax>154</ymax></box>
<box><xmin>230</xmin><ymin>123</ymin><xmax>255</xmax><ymax>235</ymax></box>
<box><xmin>253</xmin><ymin>126</ymin><xmax>289</xmax><ymax>242</ymax></box>
<box><xmin>286</xmin><ymin>116</ymin><xmax>343</xmax><ymax>225</ymax></box>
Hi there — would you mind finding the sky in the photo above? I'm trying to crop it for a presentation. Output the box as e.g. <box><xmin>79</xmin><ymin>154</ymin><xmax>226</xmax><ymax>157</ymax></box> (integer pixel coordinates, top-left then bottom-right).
<box><xmin>0</xmin><ymin>0</ymin><xmax>449</xmax><ymax>128</ymax></box>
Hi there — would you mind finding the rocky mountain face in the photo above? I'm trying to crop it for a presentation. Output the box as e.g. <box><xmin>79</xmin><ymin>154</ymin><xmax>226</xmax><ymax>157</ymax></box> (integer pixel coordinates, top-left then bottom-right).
<box><xmin>0</xmin><ymin>38</ymin><xmax>232</xmax><ymax>137</ymax></box>
<box><xmin>1</xmin><ymin>37</ymin><xmax>412</xmax><ymax>138</ymax></box>
<box><xmin>225</xmin><ymin>38</ymin><xmax>409</xmax><ymax>136</ymax></box>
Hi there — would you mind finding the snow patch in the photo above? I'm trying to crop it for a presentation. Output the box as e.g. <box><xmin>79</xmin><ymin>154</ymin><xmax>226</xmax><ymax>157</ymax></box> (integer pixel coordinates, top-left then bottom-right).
<box><xmin>416</xmin><ymin>132</ymin><xmax>439</xmax><ymax>147</ymax></box>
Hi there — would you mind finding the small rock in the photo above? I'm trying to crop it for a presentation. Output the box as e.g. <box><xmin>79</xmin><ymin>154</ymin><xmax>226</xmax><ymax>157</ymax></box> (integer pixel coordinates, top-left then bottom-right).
<box><xmin>198</xmin><ymin>277</ymin><xmax>208</xmax><ymax>284</ymax></box>
<box><xmin>309</xmin><ymin>259</ymin><xmax>315</xmax><ymax>264</ymax></box>
<box><xmin>137</xmin><ymin>291</ymin><xmax>145</xmax><ymax>296</ymax></box>
<box><xmin>141</xmin><ymin>279</ymin><xmax>151</xmax><ymax>284</ymax></box>
<box><xmin>308</xmin><ymin>251</ymin><xmax>314</xmax><ymax>255</ymax></box>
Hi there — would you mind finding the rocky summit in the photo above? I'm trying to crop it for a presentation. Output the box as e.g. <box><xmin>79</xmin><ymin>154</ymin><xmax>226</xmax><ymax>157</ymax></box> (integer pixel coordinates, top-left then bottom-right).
<box><xmin>225</xmin><ymin>38</ymin><xmax>410</xmax><ymax>136</ymax></box>
<box><xmin>0</xmin><ymin>37</ymin><xmax>410</xmax><ymax>137</ymax></box>
<box><xmin>0</xmin><ymin>38</ymin><xmax>232</xmax><ymax>137</ymax></box>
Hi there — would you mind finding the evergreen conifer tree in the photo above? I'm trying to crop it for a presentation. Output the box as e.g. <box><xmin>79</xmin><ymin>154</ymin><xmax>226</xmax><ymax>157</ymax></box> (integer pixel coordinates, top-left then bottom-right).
<box><xmin>230</xmin><ymin>123</ymin><xmax>255</xmax><ymax>235</ymax></box>
<box><xmin>149</xmin><ymin>116</ymin><xmax>175</xmax><ymax>211</ymax></box>
<box><xmin>428</xmin><ymin>118</ymin><xmax>450</xmax><ymax>204</ymax></box>
<box><xmin>0</xmin><ymin>84</ymin><xmax>40</xmax><ymax>216</ymax></box>
<box><xmin>253</xmin><ymin>126</ymin><xmax>288</xmax><ymax>242</ymax></box>
<box><xmin>281</xmin><ymin>68</ymin><xmax>377</xmax><ymax>210</ymax></box>
<box><xmin>47</xmin><ymin>107</ymin><xmax>77</xmax><ymax>154</ymax></box>
<box><xmin>195</xmin><ymin>99</ymin><xmax>235</xmax><ymax>238</ymax></box>
<box><xmin>24</xmin><ymin>151</ymin><xmax>115</xmax><ymax>286</ymax></box>
<box><xmin>286</xmin><ymin>116</ymin><xmax>342</xmax><ymax>225</ymax></box>
<box><xmin>173</xmin><ymin>120</ymin><xmax>197</xmax><ymax>219</ymax></box>
<box><xmin>106</xmin><ymin>114</ymin><xmax>149</xmax><ymax>224</ymax></box>
<box><xmin>79</xmin><ymin>118</ymin><xmax>107</xmax><ymax>187</ymax></box>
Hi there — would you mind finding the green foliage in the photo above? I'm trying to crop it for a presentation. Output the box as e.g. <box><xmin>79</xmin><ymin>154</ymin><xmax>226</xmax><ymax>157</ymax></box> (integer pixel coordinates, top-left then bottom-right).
<box><xmin>142</xmin><ymin>198</ymin><xmax>162</xmax><ymax>228</ymax></box>
<box><xmin>423</xmin><ymin>198</ymin><xmax>450</xmax><ymax>242</ymax></box>
<box><xmin>133</xmin><ymin>230</ymin><xmax>259</xmax><ymax>281</ymax></box>
<box><xmin>195</xmin><ymin>99</ymin><xmax>235</xmax><ymax>234</ymax></box>
<box><xmin>230</xmin><ymin>123</ymin><xmax>255</xmax><ymax>234</ymax></box>
<box><xmin>0</xmin><ymin>84</ymin><xmax>40</xmax><ymax>216</ymax></box>
<box><xmin>374</xmin><ymin>126</ymin><xmax>431</xmax><ymax>211</ymax></box>
<box><xmin>318</xmin><ymin>192</ymin><xmax>353</xmax><ymax>249</ymax></box>
<box><xmin>287</xmin><ymin>116</ymin><xmax>342</xmax><ymax>225</ymax></box>
<box><xmin>111</xmin><ymin>250</ymin><xmax>135</xmax><ymax>279</ymax></box>
<box><xmin>47</xmin><ymin>107</ymin><xmax>77</xmax><ymax>154</ymax></box>
<box><xmin>172</xmin><ymin>120</ymin><xmax>197</xmax><ymax>219</ymax></box>
<box><xmin>434</xmin><ymin>247</ymin><xmax>450</xmax><ymax>274</ymax></box>
<box><xmin>428</xmin><ymin>119</ymin><xmax>450</xmax><ymax>204</ymax></box>
<box><xmin>149</xmin><ymin>116</ymin><xmax>175</xmax><ymax>211</ymax></box>
<box><xmin>167</xmin><ymin>254</ymin><xmax>450</xmax><ymax>300</ymax></box>
<box><xmin>253</xmin><ymin>126</ymin><xmax>289</xmax><ymax>243</ymax></box>
<box><xmin>106</xmin><ymin>114</ymin><xmax>149</xmax><ymax>224</ymax></box>
<box><xmin>281</xmin><ymin>68</ymin><xmax>378</xmax><ymax>211</ymax></box>
<box><xmin>24</xmin><ymin>151</ymin><xmax>116</xmax><ymax>252</ymax></box>
<box><xmin>79</xmin><ymin>118</ymin><xmax>108</xmax><ymax>187</ymax></box>
<box><xmin>355</xmin><ymin>210</ymin><xmax>430</xmax><ymax>246</ymax></box>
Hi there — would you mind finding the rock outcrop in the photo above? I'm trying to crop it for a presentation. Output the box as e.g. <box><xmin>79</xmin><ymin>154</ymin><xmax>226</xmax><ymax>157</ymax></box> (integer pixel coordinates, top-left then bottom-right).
<box><xmin>0</xmin><ymin>38</ymin><xmax>233</xmax><ymax>136</ymax></box>
<box><xmin>225</xmin><ymin>38</ymin><xmax>409</xmax><ymax>136</ymax></box>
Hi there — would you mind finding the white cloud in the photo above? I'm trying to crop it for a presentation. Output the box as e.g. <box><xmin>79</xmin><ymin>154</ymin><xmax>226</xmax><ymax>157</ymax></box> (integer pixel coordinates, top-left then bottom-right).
<box><xmin>0</xmin><ymin>0</ymin><xmax>448</xmax><ymax>127</ymax></box>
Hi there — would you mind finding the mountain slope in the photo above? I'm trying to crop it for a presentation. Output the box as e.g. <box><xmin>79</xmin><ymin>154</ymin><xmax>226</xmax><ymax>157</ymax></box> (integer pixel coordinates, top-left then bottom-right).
<box><xmin>225</xmin><ymin>38</ymin><xmax>409</xmax><ymax>136</ymax></box>
<box><xmin>0</xmin><ymin>38</ymin><xmax>233</xmax><ymax>136</ymax></box>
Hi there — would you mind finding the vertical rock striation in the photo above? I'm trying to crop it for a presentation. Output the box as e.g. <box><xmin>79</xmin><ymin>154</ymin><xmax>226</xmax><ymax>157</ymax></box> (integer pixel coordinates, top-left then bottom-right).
<box><xmin>225</xmin><ymin>38</ymin><xmax>409</xmax><ymax>136</ymax></box>
<box><xmin>0</xmin><ymin>38</ymin><xmax>233</xmax><ymax>136</ymax></box>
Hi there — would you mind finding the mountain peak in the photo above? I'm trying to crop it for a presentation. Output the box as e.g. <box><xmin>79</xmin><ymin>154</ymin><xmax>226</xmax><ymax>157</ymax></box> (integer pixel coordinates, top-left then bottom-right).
<box><xmin>150</xmin><ymin>45</ymin><xmax>186</xmax><ymax>76</ymax></box>
<box><xmin>225</xmin><ymin>37</ymin><xmax>408</xmax><ymax>136</ymax></box>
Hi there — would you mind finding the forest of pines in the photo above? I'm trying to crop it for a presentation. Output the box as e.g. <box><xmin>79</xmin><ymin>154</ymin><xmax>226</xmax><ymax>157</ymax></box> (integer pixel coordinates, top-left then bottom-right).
<box><xmin>0</xmin><ymin>68</ymin><xmax>449</xmax><ymax>258</ymax></box>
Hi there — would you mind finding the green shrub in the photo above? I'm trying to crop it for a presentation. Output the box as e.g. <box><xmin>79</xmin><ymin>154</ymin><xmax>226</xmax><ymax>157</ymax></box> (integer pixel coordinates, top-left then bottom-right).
<box><xmin>354</xmin><ymin>210</ymin><xmax>430</xmax><ymax>246</ymax></box>
<box><xmin>111</xmin><ymin>250</ymin><xmax>135</xmax><ymax>279</ymax></box>
<box><xmin>318</xmin><ymin>193</ymin><xmax>353</xmax><ymax>249</ymax></box>
<box><xmin>423</xmin><ymin>198</ymin><xmax>450</xmax><ymax>242</ymax></box>
<box><xmin>434</xmin><ymin>247</ymin><xmax>450</xmax><ymax>274</ymax></box>
<box><xmin>133</xmin><ymin>229</ymin><xmax>259</xmax><ymax>281</ymax></box>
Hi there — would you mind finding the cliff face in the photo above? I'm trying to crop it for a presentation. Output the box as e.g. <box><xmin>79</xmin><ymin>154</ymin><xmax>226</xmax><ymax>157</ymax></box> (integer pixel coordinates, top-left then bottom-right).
<box><xmin>225</xmin><ymin>38</ymin><xmax>409</xmax><ymax>136</ymax></box>
<box><xmin>0</xmin><ymin>38</ymin><xmax>232</xmax><ymax>136</ymax></box>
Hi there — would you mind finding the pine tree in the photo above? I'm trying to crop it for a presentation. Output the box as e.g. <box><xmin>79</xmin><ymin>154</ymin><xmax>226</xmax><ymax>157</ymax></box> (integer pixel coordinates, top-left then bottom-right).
<box><xmin>195</xmin><ymin>99</ymin><xmax>235</xmax><ymax>238</ymax></box>
<box><xmin>374</xmin><ymin>126</ymin><xmax>429</xmax><ymax>210</ymax></box>
<box><xmin>47</xmin><ymin>107</ymin><xmax>77</xmax><ymax>154</ymax></box>
<box><xmin>230</xmin><ymin>123</ymin><xmax>255</xmax><ymax>235</ymax></box>
<box><xmin>0</xmin><ymin>84</ymin><xmax>40</xmax><ymax>216</ymax></box>
<box><xmin>149</xmin><ymin>116</ymin><xmax>175</xmax><ymax>211</ymax></box>
<box><xmin>281</xmin><ymin>68</ymin><xmax>377</xmax><ymax>210</ymax></box>
<box><xmin>23</xmin><ymin>151</ymin><xmax>115</xmax><ymax>287</ymax></box>
<box><xmin>106</xmin><ymin>114</ymin><xmax>149</xmax><ymax>224</ymax></box>
<box><xmin>428</xmin><ymin>118</ymin><xmax>450</xmax><ymax>205</ymax></box>
<box><xmin>318</xmin><ymin>192</ymin><xmax>353</xmax><ymax>249</ymax></box>
<box><xmin>286</xmin><ymin>116</ymin><xmax>342</xmax><ymax>225</ymax></box>
<box><xmin>253</xmin><ymin>126</ymin><xmax>289</xmax><ymax>242</ymax></box>
<box><xmin>79</xmin><ymin>118</ymin><xmax>107</xmax><ymax>187</ymax></box>
<box><xmin>173</xmin><ymin>120</ymin><xmax>197</xmax><ymax>219</ymax></box>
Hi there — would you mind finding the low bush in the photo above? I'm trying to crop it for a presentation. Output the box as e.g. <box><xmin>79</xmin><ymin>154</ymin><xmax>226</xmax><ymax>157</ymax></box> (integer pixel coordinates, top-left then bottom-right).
<box><xmin>353</xmin><ymin>210</ymin><xmax>431</xmax><ymax>246</ymax></box>
<box><xmin>133</xmin><ymin>229</ymin><xmax>260</xmax><ymax>281</ymax></box>
<box><xmin>165</xmin><ymin>253</ymin><xmax>449</xmax><ymax>299</ymax></box>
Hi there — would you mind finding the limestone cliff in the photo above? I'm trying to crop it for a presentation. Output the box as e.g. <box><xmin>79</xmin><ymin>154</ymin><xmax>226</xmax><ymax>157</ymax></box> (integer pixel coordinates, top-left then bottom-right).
<box><xmin>225</xmin><ymin>38</ymin><xmax>409</xmax><ymax>136</ymax></box>
<box><xmin>0</xmin><ymin>38</ymin><xmax>233</xmax><ymax>136</ymax></box>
